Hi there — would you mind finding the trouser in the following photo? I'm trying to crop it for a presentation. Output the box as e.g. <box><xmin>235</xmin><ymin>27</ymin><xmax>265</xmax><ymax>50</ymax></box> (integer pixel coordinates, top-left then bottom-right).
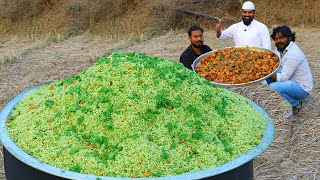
<box><xmin>267</xmin><ymin>80</ymin><xmax>309</xmax><ymax>107</ymax></box>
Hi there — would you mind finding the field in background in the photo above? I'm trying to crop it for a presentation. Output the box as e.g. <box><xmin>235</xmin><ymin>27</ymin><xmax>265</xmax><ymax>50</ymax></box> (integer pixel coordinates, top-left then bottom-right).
<box><xmin>0</xmin><ymin>0</ymin><xmax>319</xmax><ymax>38</ymax></box>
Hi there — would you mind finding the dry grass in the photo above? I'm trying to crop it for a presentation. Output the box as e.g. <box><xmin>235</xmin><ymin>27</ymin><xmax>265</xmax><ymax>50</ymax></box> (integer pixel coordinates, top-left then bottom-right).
<box><xmin>0</xmin><ymin>0</ymin><xmax>319</xmax><ymax>37</ymax></box>
<box><xmin>0</xmin><ymin>35</ymin><xmax>60</xmax><ymax>65</ymax></box>
<box><xmin>0</xmin><ymin>27</ymin><xmax>319</xmax><ymax>179</ymax></box>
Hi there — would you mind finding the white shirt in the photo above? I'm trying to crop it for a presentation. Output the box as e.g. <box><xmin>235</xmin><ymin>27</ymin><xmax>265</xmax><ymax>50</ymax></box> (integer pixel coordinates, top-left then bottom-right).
<box><xmin>275</xmin><ymin>41</ymin><xmax>313</xmax><ymax>93</ymax></box>
<box><xmin>219</xmin><ymin>19</ymin><xmax>271</xmax><ymax>50</ymax></box>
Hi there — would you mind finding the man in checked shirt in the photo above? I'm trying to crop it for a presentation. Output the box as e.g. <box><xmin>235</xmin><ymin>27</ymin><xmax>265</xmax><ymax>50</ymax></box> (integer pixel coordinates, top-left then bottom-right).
<box><xmin>268</xmin><ymin>25</ymin><xmax>313</xmax><ymax>116</ymax></box>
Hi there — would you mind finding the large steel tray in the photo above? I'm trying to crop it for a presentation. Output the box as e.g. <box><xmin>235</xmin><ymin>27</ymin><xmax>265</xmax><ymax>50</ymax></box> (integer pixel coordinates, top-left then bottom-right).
<box><xmin>192</xmin><ymin>46</ymin><xmax>280</xmax><ymax>87</ymax></box>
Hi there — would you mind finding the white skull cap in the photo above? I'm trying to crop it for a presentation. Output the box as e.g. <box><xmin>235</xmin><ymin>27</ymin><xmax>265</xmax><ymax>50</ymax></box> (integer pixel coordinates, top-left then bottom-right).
<box><xmin>242</xmin><ymin>1</ymin><xmax>255</xmax><ymax>10</ymax></box>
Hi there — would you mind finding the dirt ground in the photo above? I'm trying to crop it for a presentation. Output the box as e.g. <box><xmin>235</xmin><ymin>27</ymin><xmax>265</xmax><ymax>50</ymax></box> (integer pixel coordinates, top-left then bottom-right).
<box><xmin>0</xmin><ymin>27</ymin><xmax>319</xmax><ymax>179</ymax></box>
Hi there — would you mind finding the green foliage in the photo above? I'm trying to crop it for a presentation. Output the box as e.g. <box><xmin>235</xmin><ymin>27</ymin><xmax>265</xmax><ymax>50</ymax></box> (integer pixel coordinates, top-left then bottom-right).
<box><xmin>217</xmin><ymin>124</ymin><xmax>234</xmax><ymax>155</ymax></box>
<box><xmin>57</xmin><ymin>75</ymin><xmax>81</xmax><ymax>86</ymax></box>
<box><xmin>65</xmin><ymin>125</ymin><xmax>77</xmax><ymax>136</ymax></box>
<box><xmin>77</xmin><ymin>116</ymin><xmax>84</xmax><ymax>124</ymax></box>
<box><xmin>161</xmin><ymin>149</ymin><xmax>170</xmax><ymax>159</ymax></box>
<box><xmin>44</xmin><ymin>100</ymin><xmax>54</xmax><ymax>108</ymax></box>
<box><xmin>155</xmin><ymin>90</ymin><xmax>172</xmax><ymax>109</ymax></box>
<box><xmin>214</xmin><ymin>97</ymin><xmax>232</xmax><ymax>118</ymax></box>
<box><xmin>165</xmin><ymin>122</ymin><xmax>177</xmax><ymax>132</ymax></box>
<box><xmin>186</xmin><ymin>104</ymin><xmax>201</xmax><ymax>117</ymax></box>
<box><xmin>69</xmin><ymin>164</ymin><xmax>81</xmax><ymax>173</ymax></box>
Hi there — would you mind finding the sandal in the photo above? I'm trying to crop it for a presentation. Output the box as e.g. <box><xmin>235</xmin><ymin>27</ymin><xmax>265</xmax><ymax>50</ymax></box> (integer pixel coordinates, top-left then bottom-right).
<box><xmin>292</xmin><ymin>100</ymin><xmax>306</xmax><ymax>115</ymax></box>
<box><xmin>292</xmin><ymin>106</ymin><xmax>300</xmax><ymax>115</ymax></box>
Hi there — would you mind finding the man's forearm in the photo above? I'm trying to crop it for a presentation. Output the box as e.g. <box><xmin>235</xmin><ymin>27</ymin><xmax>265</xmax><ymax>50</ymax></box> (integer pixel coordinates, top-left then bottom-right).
<box><xmin>269</xmin><ymin>73</ymin><xmax>277</xmax><ymax>81</ymax></box>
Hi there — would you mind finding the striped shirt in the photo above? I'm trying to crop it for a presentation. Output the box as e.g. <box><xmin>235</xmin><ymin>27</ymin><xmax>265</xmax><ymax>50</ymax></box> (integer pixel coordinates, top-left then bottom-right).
<box><xmin>275</xmin><ymin>41</ymin><xmax>313</xmax><ymax>93</ymax></box>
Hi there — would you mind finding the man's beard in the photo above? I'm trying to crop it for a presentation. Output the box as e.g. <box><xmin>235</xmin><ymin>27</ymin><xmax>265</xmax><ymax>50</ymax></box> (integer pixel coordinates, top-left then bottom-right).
<box><xmin>276</xmin><ymin>41</ymin><xmax>290</xmax><ymax>52</ymax></box>
<box><xmin>242</xmin><ymin>16</ymin><xmax>254</xmax><ymax>26</ymax></box>
<box><xmin>191</xmin><ymin>40</ymin><xmax>203</xmax><ymax>48</ymax></box>
<box><xmin>276</xmin><ymin>46</ymin><xmax>286</xmax><ymax>52</ymax></box>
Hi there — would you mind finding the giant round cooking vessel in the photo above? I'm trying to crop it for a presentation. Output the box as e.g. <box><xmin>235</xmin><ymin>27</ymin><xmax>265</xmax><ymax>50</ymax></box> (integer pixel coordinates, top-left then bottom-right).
<box><xmin>192</xmin><ymin>46</ymin><xmax>280</xmax><ymax>87</ymax></box>
<box><xmin>0</xmin><ymin>84</ymin><xmax>275</xmax><ymax>180</ymax></box>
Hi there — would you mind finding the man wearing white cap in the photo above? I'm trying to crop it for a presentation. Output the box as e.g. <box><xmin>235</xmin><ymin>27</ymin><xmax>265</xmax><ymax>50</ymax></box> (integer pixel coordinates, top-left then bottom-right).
<box><xmin>214</xmin><ymin>1</ymin><xmax>271</xmax><ymax>50</ymax></box>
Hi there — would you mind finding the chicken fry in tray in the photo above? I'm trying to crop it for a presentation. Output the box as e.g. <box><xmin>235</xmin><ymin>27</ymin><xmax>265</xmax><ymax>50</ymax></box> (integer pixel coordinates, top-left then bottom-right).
<box><xmin>194</xmin><ymin>47</ymin><xmax>279</xmax><ymax>85</ymax></box>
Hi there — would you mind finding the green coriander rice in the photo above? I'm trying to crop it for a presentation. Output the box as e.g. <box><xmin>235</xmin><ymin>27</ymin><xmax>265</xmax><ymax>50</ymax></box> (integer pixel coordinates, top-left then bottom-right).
<box><xmin>7</xmin><ymin>52</ymin><xmax>266</xmax><ymax>178</ymax></box>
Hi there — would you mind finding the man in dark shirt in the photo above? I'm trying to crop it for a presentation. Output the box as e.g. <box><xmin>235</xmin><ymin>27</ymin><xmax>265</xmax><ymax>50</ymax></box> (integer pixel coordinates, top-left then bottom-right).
<box><xmin>180</xmin><ymin>25</ymin><xmax>212</xmax><ymax>70</ymax></box>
